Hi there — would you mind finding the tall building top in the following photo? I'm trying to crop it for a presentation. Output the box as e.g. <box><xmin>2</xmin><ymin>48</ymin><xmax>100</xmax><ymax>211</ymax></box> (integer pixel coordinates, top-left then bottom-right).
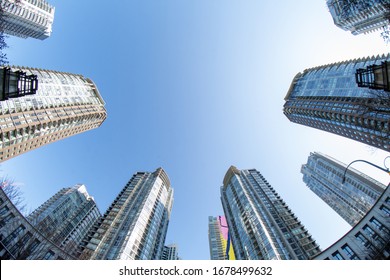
<box><xmin>80</xmin><ymin>168</ymin><xmax>174</xmax><ymax>260</ymax></box>
<box><xmin>24</xmin><ymin>184</ymin><xmax>101</xmax><ymax>257</ymax></box>
<box><xmin>0</xmin><ymin>0</ymin><xmax>55</xmax><ymax>40</ymax></box>
<box><xmin>0</xmin><ymin>65</ymin><xmax>107</xmax><ymax>162</ymax></box>
<box><xmin>302</xmin><ymin>152</ymin><xmax>386</xmax><ymax>226</ymax></box>
<box><xmin>283</xmin><ymin>54</ymin><xmax>390</xmax><ymax>151</ymax></box>
<box><xmin>285</xmin><ymin>54</ymin><xmax>389</xmax><ymax>100</ymax></box>
<box><xmin>326</xmin><ymin>0</ymin><xmax>389</xmax><ymax>35</ymax></box>
<box><xmin>221</xmin><ymin>167</ymin><xmax>320</xmax><ymax>260</ymax></box>
<box><xmin>0</xmin><ymin>187</ymin><xmax>75</xmax><ymax>259</ymax></box>
<box><xmin>222</xmin><ymin>165</ymin><xmax>240</xmax><ymax>187</ymax></box>
<box><xmin>161</xmin><ymin>244</ymin><xmax>181</xmax><ymax>260</ymax></box>
<box><xmin>306</xmin><ymin>152</ymin><xmax>386</xmax><ymax>193</ymax></box>
<box><xmin>154</xmin><ymin>167</ymin><xmax>172</xmax><ymax>190</ymax></box>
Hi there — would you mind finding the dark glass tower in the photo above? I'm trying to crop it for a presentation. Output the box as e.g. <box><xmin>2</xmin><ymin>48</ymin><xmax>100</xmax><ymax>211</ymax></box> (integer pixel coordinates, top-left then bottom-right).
<box><xmin>220</xmin><ymin>166</ymin><xmax>320</xmax><ymax>260</ymax></box>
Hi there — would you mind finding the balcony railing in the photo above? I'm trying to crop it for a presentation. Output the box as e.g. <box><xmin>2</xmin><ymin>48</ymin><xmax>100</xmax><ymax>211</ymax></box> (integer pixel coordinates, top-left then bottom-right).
<box><xmin>356</xmin><ymin>61</ymin><xmax>390</xmax><ymax>92</ymax></box>
<box><xmin>0</xmin><ymin>67</ymin><xmax>38</xmax><ymax>101</ymax></box>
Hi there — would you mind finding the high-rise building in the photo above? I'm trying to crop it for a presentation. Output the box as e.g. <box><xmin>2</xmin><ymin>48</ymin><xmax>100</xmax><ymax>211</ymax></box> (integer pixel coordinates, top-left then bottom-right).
<box><xmin>27</xmin><ymin>184</ymin><xmax>102</xmax><ymax>257</ymax></box>
<box><xmin>80</xmin><ymin>168</ymin><xmax>174</xmax><ymax>260</ymax></box>
<box><xmin>313</xmin><ymin>184</ymin><xmax>390</xmax><ymax>260</ymax></box>
<box><xmin>302</xmin><ymin>152</ymin><xmax>386</xmax><ymax>226</ymax></box>
<box><xmin>0</xmin><ymin>184</ymin><xmax>99</xmax><ymax>259</ymax></box>
<box><xmin>0</xmin><ymin>65</ymin><xmax>107</xmax><ymax>162</ymax></box>
<box><xmin>161</xmin><ymin>243</ymin><xmax>180</xmax><ymax>260</ymax></box>
<box><xmin>0</xmin><ymin>0</ymin><xmax>55</xmax><ymax>40</ymax></box>
<box><xmin>283</xmin><ymin>54</ymin><xmax>390</xmax><ymax>152</ymax></box>
<box><xmin>327</xmin><ymin>0</ymin><xmax>389</xmax><ymax>35</ymax></box>
<box><xmin>208</xmin><ymin>215</ymin><xmax>235</xmax><ymax>260</ymax></box>
<box><xmin>220</xmin><ymin>166</ymin><xmax>320</xmax><ymax>260</ymax></box>
<box><xmin>0</xmin><ymin>187</ymin><xmax>74</xmax><ymax>259</ymax></box>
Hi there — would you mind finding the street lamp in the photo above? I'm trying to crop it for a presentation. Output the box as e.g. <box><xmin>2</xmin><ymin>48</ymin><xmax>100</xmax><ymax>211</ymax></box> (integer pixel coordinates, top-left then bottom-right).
<box><xmin>341</xmin><ymin>156</ymin><xmax>390</xmax><ymax>184</ymax></box>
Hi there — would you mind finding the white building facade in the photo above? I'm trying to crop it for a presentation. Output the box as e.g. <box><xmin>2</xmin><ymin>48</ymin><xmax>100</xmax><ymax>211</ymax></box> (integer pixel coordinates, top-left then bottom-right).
<box><xmin>0</xmin><ymin>0</ymin><xmax>55</xmax><ymax>40</ymax></box>
<box><xmin>0</xmin><ymin>66</ymin><xmax>107</xmax><ymax>162</ymax></box>
<box><xmin>327</xmin><ymin>0</ymin><xmax>389</xmax><ymax>35</ymax></box>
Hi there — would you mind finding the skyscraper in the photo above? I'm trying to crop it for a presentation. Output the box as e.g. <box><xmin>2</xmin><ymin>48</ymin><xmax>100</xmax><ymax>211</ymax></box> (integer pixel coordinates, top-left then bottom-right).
<box><xmin>313</xmin><ymin>184</ymin><xmax>390</xmax><ymax>260</ymax></box>
<box><xmin>27</xmin><ymin>184</ymin><xmax>102</xmax><ymax>257</ymax></box>
<box><xmin>80</xmin><ymin>168</ymin><xmax>174</xmax><ymax>260</ymax></box>
<box><xmin>0</xmin><ymin>0</ymin><xmax>55</xmax><ymax>40</ymax></box>
<box><xmin>220</xmin><ymin>166</ymin><xmax>320</xmax><ymax>260</ymax></box>
<box><xmin>0</xmin><ymin>187</ymin><xmax>74</xmax><ymax>259</ymax></box>
<box><xmin>0</xmin><ymin>65</ymin><xmax>107</xmax><ymax>162</ymax></box>
<box><xmin>161</xmin><ymin>243</ymin><xmax>180</xmax><ymax>260</ymax></box>
<box><xmin>208</xmin><ymin>215</ymin><xmax>235</xmax><ymax>260</ymax></box>
<box><xmin>0</xmin><ymin>184</ymin><xmax>100</xmax><ymax>259</ymax></box>
<box><xmin>283</xmin><ymin>54</ymin><xmax>390</xmax><ymax>152</ymax></box>
<box><xmin>302</xmin><ymin>152</ymin><xmax>386</xmax><ymax>226</ymax></box>
<box><xmin>327</xmin><ymin>0</ymin><xmax>389</xmax><ymax>35</ymax></box>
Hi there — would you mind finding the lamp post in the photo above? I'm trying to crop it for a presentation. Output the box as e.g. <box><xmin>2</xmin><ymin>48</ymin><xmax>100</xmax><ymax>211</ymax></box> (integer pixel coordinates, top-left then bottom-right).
<box><xmin>341</xmin><ymin>157</ymin><xmax>390</xmax><ymax>184</ymax></box>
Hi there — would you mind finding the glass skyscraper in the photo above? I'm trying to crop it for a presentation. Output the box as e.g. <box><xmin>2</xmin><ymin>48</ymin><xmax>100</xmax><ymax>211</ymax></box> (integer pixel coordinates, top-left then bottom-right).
<box><xmin>0</xmin><ymin>0</ymin><xmax>55</xmax><ymax>40</ymax></box>
<box><xmin>0</xmin><ymin>184</ymin><xmax>100</xmax><ymax>259</ymax></box>
<box><xmin>327</xmin><ymin>0</ymin><xmax>389</xmax><ymax>35</ymax></box>
<box><xmin>220</xmin><ymin>166</ymin><xmax>320</xmax><ymax>260</ymax></box>
<box><xmin>283</xmin><ymin>54</ymin><xmax>390</xmax><ymax>152</ymax></box>
<box><xmin>27</xmin><ymin>184</ymin><xmax>102</xmax><ymax>257</ymax></box>
<box><xmin>302</xmin><ymin>152</ymin><xmax>386</xmax><ymax>226</ymax></box>
<box><xmin>208</xmin><ymin>215</ymin><xmax>235</xmax><ymax>260</ymax></box>
<box><xmin>0</xmin><ymin>65</ymin><xmax>107</xmax><ymax>162</ymax></box>
<box><xmin>80</xmin><ymin>168</ymin><xmax>174</xmax><ymax>260</ymax></box>
<box><xmin>314</xmin><ymin>184</ymin><xmax>390</xmax><ymax>260</ymax></box>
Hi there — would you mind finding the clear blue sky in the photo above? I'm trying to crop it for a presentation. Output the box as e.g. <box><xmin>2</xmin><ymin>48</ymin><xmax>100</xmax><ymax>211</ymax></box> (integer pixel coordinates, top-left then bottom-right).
<box><xmin>1</xmin><ymin>0</ymin><xmax>389</xmax><ymax>260</ymax></box>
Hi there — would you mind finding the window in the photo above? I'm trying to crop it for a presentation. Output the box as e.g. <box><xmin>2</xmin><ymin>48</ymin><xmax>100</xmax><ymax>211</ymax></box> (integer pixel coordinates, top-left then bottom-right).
<box><xmin>370</xmin><ymin>217</ymin><xmax>384</xmax><ymax>231</ymax></box>
<box><xmin>355</xmin><ymin>232</ymin><xmax>369</xmax><ymax>247</ymax></box>
<box><xmin>380</xmin><ymin>205</ymin><xmax>390</xmax><ymax>216</ymax></box>
<box><xmin>331</xmin><ymin>251</ymin><xmax>345</xmax><ymax>260</ymax></box>
<box><xmin>28</xmin><ymin>239</ymin><xmax>41</xmax><ymax>255</ymax></box>
<box><xmin>341</xmin><ymin>244</ymin><xmax>359</xmax><ymax>260</ymax></box>
<box><xmin>0</xmin><ymin>213</ymin><xmax>15</xmax><ymax>226</ymax></box>
<box><xmin>0</xmin><ymin>206</ymin><xmax>9</xmax><ymax>216</ymax></box>
<box><xmin>363</xmin><ymin>225</ymin><xmax>376</xmax><ymax>238</ymax></box>
<box><xmin>1</xmin><ymin>225</ymin><xmax>26</xmax><ymax>247</ymax></box>
<box><xmin>42</xmin><ymin>250</ymin><xmax>55</xmax><ymax>260</ymax></box>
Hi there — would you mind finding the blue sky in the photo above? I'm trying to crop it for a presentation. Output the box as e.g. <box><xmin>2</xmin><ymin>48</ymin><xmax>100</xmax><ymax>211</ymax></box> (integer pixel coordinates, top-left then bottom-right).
<box><xmin>1</xmin><ymin>0</ymin><xmax>389</xmax><ymax>260</ymax></box>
